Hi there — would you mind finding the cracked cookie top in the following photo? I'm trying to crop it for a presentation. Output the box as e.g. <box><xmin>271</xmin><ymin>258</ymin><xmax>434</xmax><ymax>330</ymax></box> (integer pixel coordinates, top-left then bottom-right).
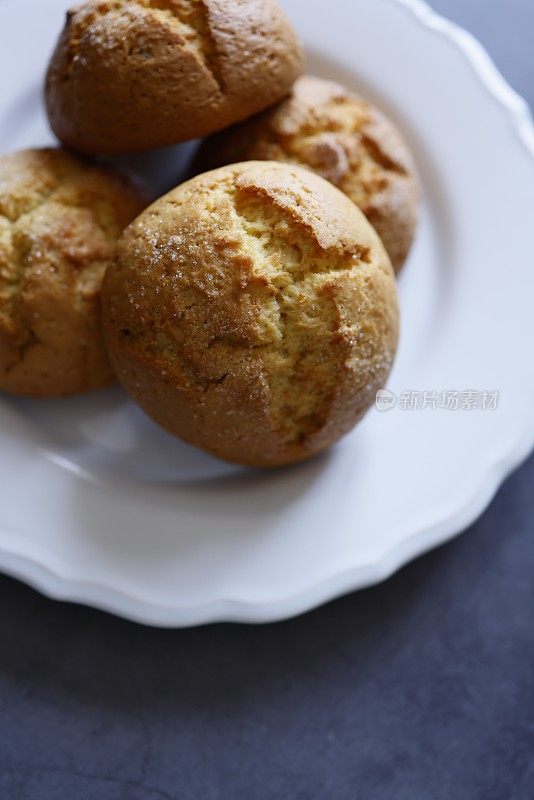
<box><xmin>102</xmin><ymin>161</ymin><xmax>399</xmax><ymax>466</ymax></box>
<box><xmin>194</xmin><ymin>75</ymin><xmax>420</xmax><ymax>272</ymax></box>
<box><xmin>0</xmin><ymin>148</ymin><xmax>146</xmax><ymax>396</ymax></box>
<box><xmin>45</xmin><ymin>0</ymin><xmax>303</xmax><ymax>154</ymax></box>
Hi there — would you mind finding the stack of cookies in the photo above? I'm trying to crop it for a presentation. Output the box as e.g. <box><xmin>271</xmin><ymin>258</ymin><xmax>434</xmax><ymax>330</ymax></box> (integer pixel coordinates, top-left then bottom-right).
<box><xmin>0</xmin><ymin>0</ymin><xmax>420</xmax><ymax>467</ymax></box>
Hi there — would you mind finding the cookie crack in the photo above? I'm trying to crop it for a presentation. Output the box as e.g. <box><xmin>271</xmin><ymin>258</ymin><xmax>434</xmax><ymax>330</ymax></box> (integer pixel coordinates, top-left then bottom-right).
<box><xmin>360</xmin><ymin>131</ymin><xmax>408</xmax><ymax>176</ymax></box>
<box><xmin>1</xmin><ymin>189</ymin><xmax>116</xmax><ymax>310</ymax></box>
<box><xmin>260</xmin><ymin>108</ymin><xmax>409</xmax><ymax>188</ymax></box>
<box><xmin>143</xmin><ymin>0</ymin><xmax>225</xmax><ymax>92</ymax></box>
<box><xmin>123</xmin><ymin>321</ymin><xmax>230</xmax><ymax>393</ymax></box>
<box><xmin>0</xmin><ymin>180</ymin><xmax>57</xmax><ymax>226</ymax></box>
<box><xmin>232</xmin><ymin>190</ymin><xmax>370</xmax><ymax>283</ymax></box>
<box><xmin>230</xmin><ymin>187</ymin><xmax>368</xmax><ymax>444</ymax></box>
<box><xmin>1</xmin><ymin>190</ymin><xmax>118</xmax><ymax>373</ymax></box>
<box><xmin>68</xmin><ymin>0</ymin><xmax>225</xmax><ymax>92</ymax></box>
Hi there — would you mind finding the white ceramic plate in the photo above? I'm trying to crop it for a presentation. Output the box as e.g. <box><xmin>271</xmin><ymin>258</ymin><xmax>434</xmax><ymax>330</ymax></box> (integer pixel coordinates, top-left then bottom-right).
<box><xmin>0</xmin><ymin>0</ymin><xmax>533</xmax><ymax>627</ymax></box>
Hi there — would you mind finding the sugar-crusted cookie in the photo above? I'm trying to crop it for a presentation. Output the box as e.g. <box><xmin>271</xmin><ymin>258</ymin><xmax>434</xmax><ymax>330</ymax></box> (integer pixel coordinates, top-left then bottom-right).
<box><xmin>0</xmin><ymin>148</ymin><xmax>145</xmax><ymax>396</ymax></box>
<box><xmin>102</xmin><ymin>161</ymin><xmax>399</xmax><ymax>466</ymax></box>
<box><xmin>46</xmin><ymin>0</ymin><xmax>303</xmax><ymax>155</ymax></box>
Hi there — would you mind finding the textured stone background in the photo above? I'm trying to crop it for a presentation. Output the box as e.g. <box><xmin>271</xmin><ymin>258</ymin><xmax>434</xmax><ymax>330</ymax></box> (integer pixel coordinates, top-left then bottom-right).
<box><xmin>0</xmin><ymin>2</ymin><xmax>533</xmax><ymax>798</ymax></box>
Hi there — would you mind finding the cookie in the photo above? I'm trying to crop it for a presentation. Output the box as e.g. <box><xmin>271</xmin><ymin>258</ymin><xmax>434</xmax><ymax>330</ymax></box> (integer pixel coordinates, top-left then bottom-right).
<box><xmin>194</xmin><ymin>75</ymin><xmax>420</xmax><ymax>272</ymax></box>
<box><xmin>0</xmin><ymin>148</ymin><xmax>145</xmax><ymax>396</ymax></box>
<box><xmin>45</xmin><ymin>0</ymin><xmax>303</xmax><ymax>155</ymax></box>
<box><xmin>102</xmin><ymin>161</ymin><xmax>399</xmax><ymax>466</ymax></box>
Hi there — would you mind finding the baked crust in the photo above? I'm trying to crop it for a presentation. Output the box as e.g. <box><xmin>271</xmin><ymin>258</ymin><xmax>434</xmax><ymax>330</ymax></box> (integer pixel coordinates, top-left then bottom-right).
<box><xmin>102</xmin><ymin>161</ymin><xmax>399</xmax><ymax>466</ymax></box>
<box><xmin>45</xmin><ymin>0</ymin><xmax>303</xmax><ymax>154</ymax></box>
<box><xmin>0</xmin><ymin>148</ymin><xmax>145</xmax><ymax>397</ymax></box>
<box><xmin>194</xmin><ymin>75</ymin><xmax>420</xmax><ymax>272</ymax></box>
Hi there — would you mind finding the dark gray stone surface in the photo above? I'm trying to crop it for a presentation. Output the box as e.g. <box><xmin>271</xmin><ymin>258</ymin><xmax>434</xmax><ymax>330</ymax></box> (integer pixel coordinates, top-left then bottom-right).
<box><xmin>0</xmin><ymin>2</ymin><xmax>533</xmax><ymax>798</ymax></box>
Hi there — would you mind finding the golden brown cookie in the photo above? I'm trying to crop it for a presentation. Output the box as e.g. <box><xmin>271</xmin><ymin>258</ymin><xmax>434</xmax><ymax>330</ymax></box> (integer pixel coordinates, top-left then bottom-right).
<box><xmin>45</xmin><ymin>0</ymin><xmax>303</xmax><ymax>155</ymax></box>
<box><xmin>195</xmin><ymin>75</ymin><xmax>420</xmax><ymax>272</ymax></box>
<box><xmin>0</xmin><ymin>148</ymin><xmax>146</xmax><ymax>397</ymax></box>
<box><xmin>102</xmin><ymin>162</ymin><xmax>399</xmax><ymax>467</ymax></box>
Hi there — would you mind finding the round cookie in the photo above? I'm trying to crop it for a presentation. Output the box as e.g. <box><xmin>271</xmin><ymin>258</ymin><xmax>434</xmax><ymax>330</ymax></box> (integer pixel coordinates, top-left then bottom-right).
<box><xmin>0</xmin><ymin>148</ymin><xmax>145</xmax><ymax>397</ymax></box>
<box><xmin>194</xmin><ymin>75</ymin><xmax>420</xmax><ymax>272</ymax></box>
<box><xmin>102</xmin><ymin>161</ymin><xmax>399</xmax><ymax>467</ymax></box>
<box><xmin>45</xmin><ymin>0</ymin><xmax>303</xmax><ymax>155</ymax></box>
